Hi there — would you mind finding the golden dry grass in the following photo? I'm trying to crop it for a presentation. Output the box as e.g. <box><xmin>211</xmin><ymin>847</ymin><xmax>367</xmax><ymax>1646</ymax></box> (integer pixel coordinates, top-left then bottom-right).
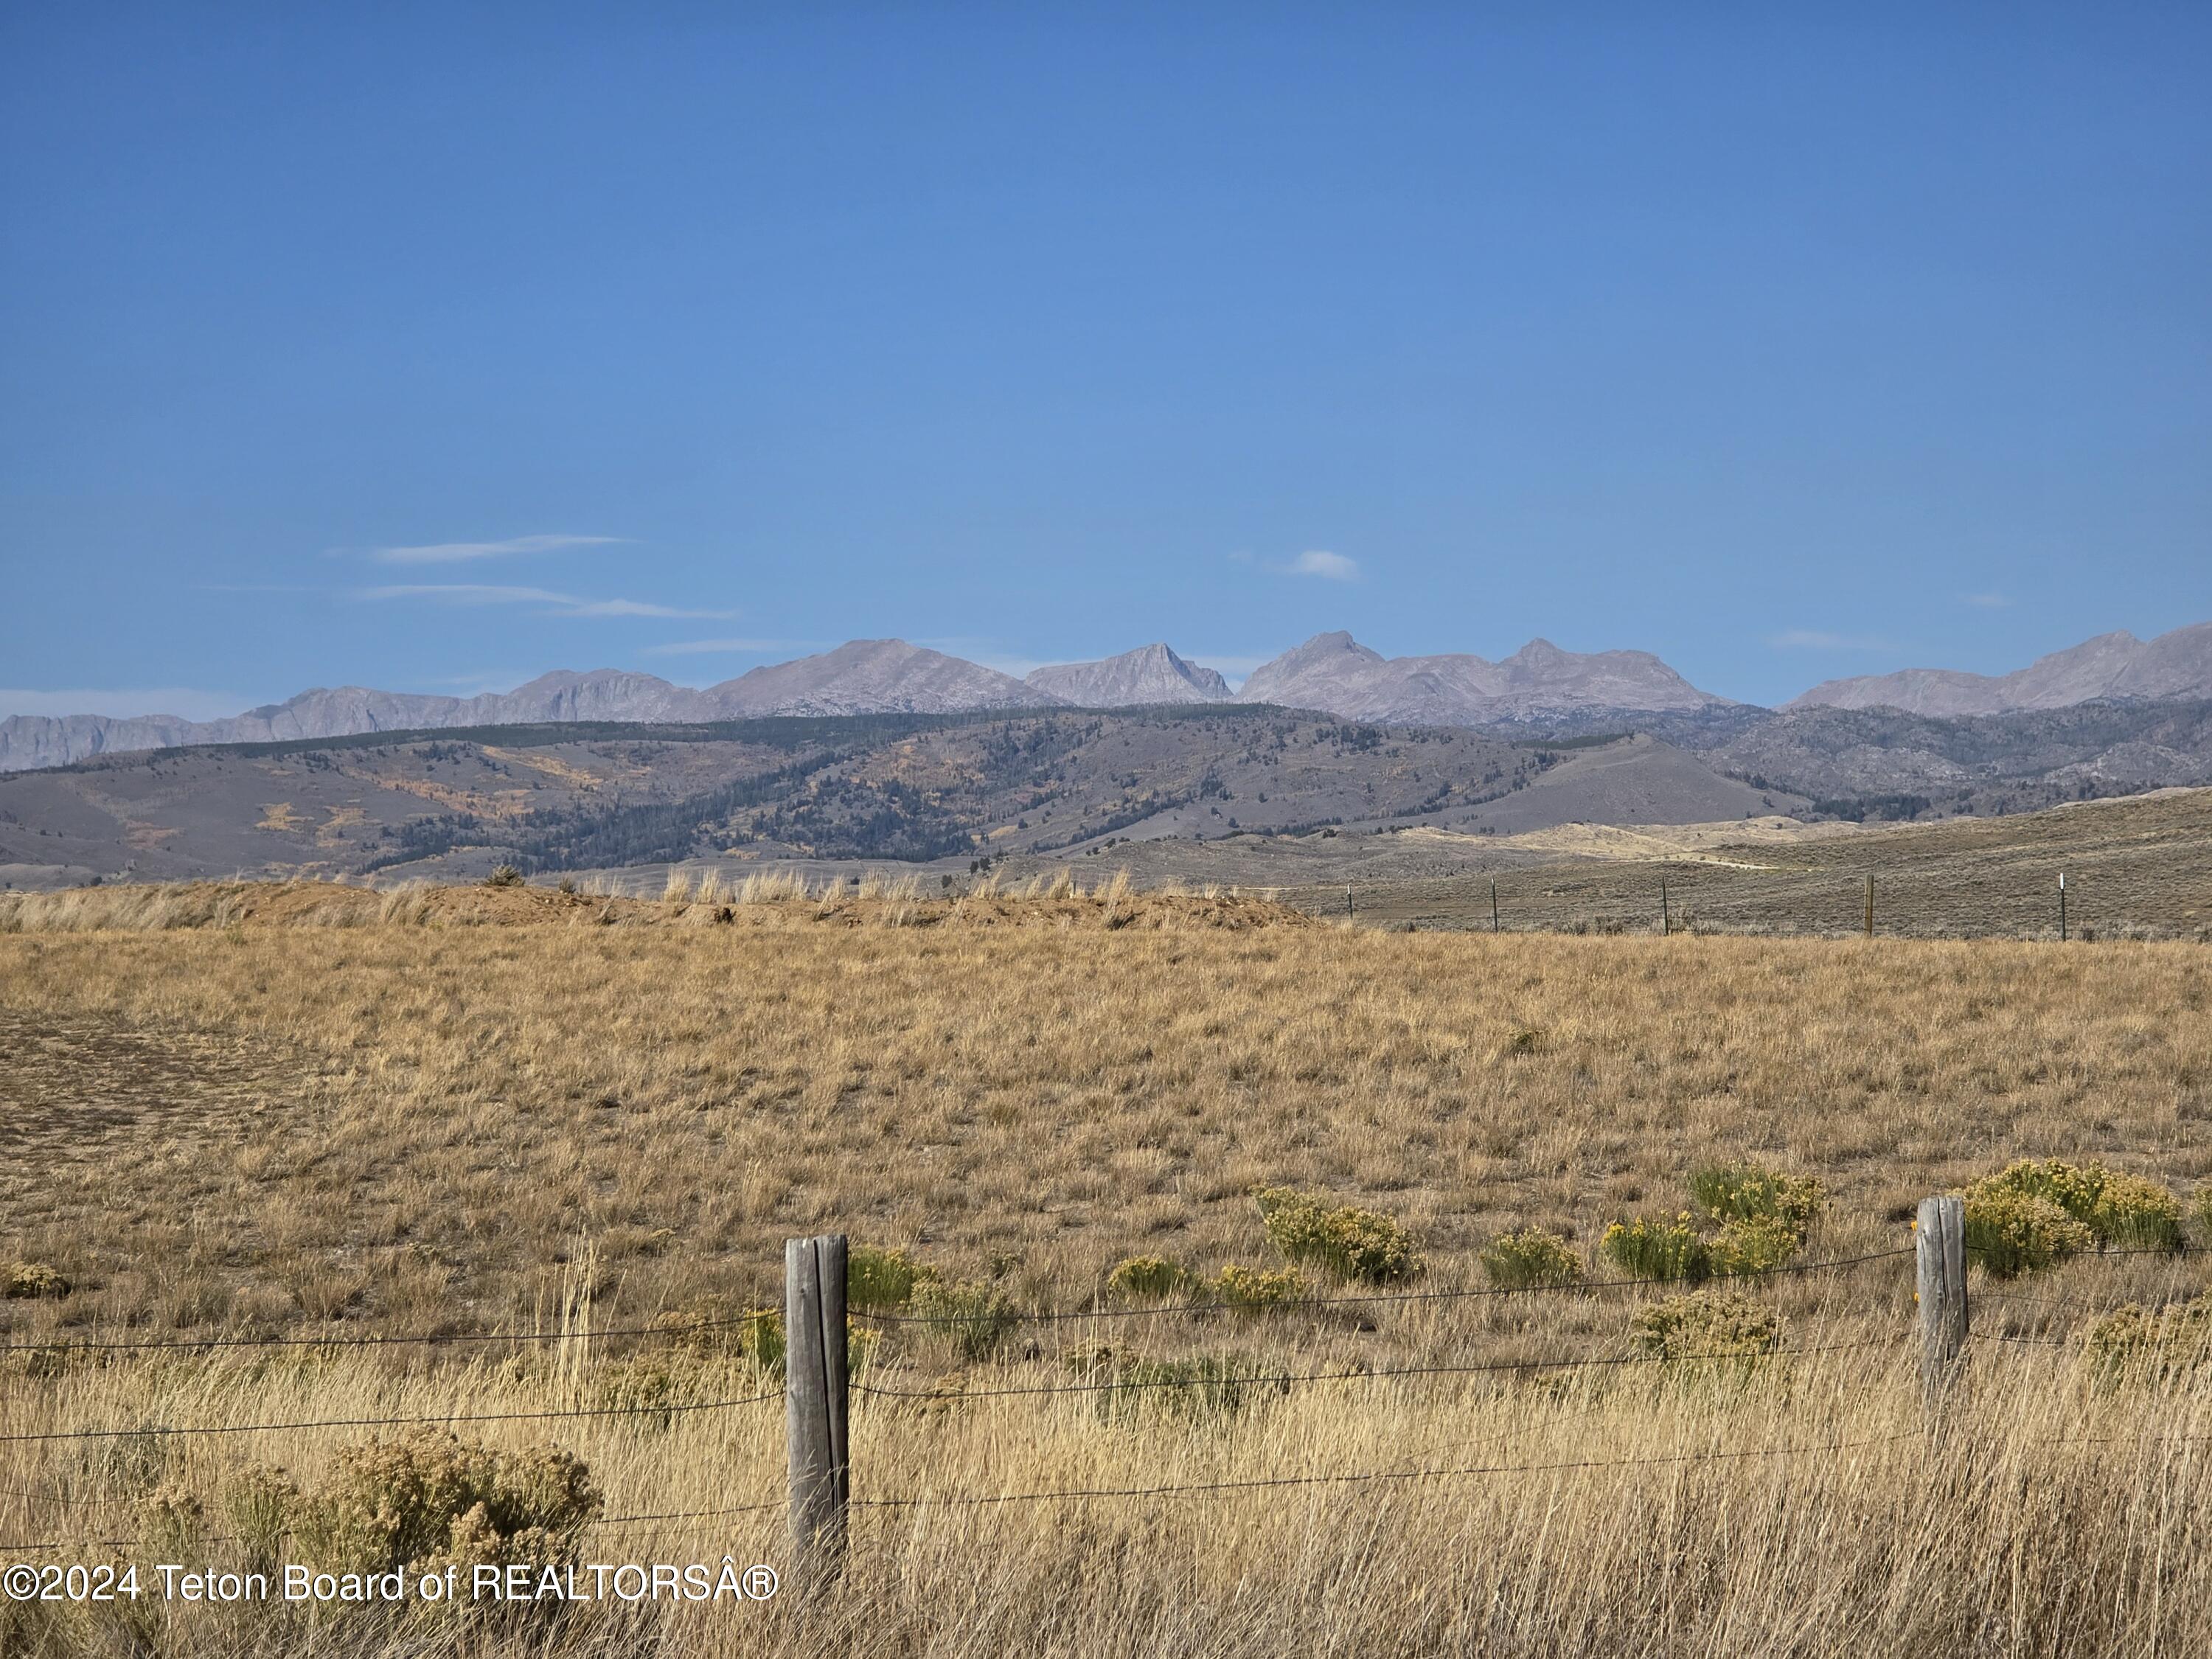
<box><xmin>2</xmin><ymin>886</ymin><xmax>2210</xmax><ymax>1655</ymax></box>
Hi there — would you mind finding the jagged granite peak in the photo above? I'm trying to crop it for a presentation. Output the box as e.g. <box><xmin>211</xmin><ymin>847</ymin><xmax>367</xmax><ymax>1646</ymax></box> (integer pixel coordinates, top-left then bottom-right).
<box><xmin>1236</xmin><ymin>633</ymin><xmax>1728</xmax><ymax>723</ymax></box>
<box><xmin>707</xmin><ymin>639</ymin><xmax>1066</xmax><ymax>717</ymax></box>
<box><xmin>1787</xmin><ymin>622</ymin><xmax>2212</xmax><ymax>716</ymax></box>
<box><xmin>1024</xmin><ymin>644</ymin><xmax>1231</xmax><ymax>706</ymax></box>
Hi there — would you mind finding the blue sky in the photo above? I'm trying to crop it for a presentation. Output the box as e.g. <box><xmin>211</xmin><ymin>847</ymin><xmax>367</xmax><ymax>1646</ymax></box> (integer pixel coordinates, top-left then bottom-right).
<box><xmin>4</xmin><ymin>3</ymin><xmax>2208</xmax><ymax>717</ymax></box>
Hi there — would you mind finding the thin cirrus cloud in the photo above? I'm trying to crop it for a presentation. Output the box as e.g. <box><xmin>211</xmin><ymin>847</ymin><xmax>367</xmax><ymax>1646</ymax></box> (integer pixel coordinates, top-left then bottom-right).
<box><xmin>369</xmin><ymin>534</ymin><xmax>628</xmax><ymax>565</ymax></box>
<box><xmin>1768</xmin><ymin>628</ymin><xmax>1899</xmax><ymax>652</ymax></box>
<box><xmin>1963</xmin><ymin>591</ymin><xmax>2013</xmax><ymax>608</ymax></box>
<box><xmin>356</xmin><ymin>584</ymin><xmax>737</xmax><ymax>620</ymax></box>
<box><xmin>1230</xmin><ymin>549</ymin><xmax>1363</xmax><ymax>581</ymax></box>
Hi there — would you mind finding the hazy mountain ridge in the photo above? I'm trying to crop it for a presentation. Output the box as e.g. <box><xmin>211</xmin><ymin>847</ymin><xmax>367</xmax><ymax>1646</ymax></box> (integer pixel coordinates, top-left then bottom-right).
<box><xmin>1790</xmin><ymin>622</ymin><xmax>2212</xmax><ymax>715</ymax></box>
<box><xmin>1236</xmin><ymin>632</ymin><xmax>1731</xmax><ymax>724</ymax></box>
<box><xmin>0</xmin><ymin>631</ymin><xmax>1722</xmax><ymax>771</ymax></box>
<box><xmin>8</xmin><ymin>621</ymin><xmax>2210</xmax><ymax>775</ymax></box>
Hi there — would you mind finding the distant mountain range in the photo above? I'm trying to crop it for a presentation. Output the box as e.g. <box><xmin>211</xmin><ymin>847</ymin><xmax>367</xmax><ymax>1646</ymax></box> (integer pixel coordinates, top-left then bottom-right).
<box><xmin>5</xmin><ymin>623</ymin><xmax>2211</xmax><ymax>773</ymax></box>
<box><xmin>1790</xmin><ymin>622</ymin><xmax>2212</xmax><ymax>716</ymax></box>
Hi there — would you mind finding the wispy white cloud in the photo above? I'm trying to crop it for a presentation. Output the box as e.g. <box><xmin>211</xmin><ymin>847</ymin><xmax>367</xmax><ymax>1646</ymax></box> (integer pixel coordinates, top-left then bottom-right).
<box><xmin>1232</xmin><ymin>549</ymin><xmax>1362</xmax><ymax>581</ymax></box>
<box><xmin>1963</xmin><ymin>591</ymin><xmax>2012</xmax><ymax>609</ymax></box>
<box><xmin>640</xmin><ymin>638</ymin><xmax>809</xmax><ymax>658</ymax></box>
<box><xmin>1287</xmin><ymin>549</ymin><xmax>1360</xmax><ymax>581</ymax></box>
<box><xmin>1767</xmin><ymin>629</ymin><xmax>1899</xmax><ymax>652</ymax></box>
<box><xmin>0</xmin><ymin>688</ymin><xmax>253</xmax><ymax>723</ymax></box>
<box><xmin>356</xmin><ymin>584</ymin><xmax>736</xmax><ymax>620</ymax></box>
<box><xmin>369</xmin><ymin>534</ymin><xmax>627</xmax><ymax>566</ymax></box>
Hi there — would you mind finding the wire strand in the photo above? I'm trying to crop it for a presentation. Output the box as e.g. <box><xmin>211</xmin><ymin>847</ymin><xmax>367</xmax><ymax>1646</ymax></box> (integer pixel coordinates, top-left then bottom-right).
<box><xmin>0</xmin><ymin>1388</ymin><xmax>785</xmax><ymax>1447</ymax></box>
<box><xmin>854</xmin><ymin>1247</ymin><xmax>1916</xmax><ymax>1328</ymax></box>
<box><xmin>853</xmin><ymin>1338</ymin><xmax>1900</xmax><ymax>1403</ymax></box>
<box><xmin>849</xmin><ymin>1431</ymin><xmax>1923</xmax><ymax>1510</ymax></box>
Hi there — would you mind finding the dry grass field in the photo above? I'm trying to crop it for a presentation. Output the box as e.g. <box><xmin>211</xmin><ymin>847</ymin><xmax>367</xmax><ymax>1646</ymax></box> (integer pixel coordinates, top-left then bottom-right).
<box><xmin>3</xmin><ymin>879</ymin><xmax>2211</xmax><ymax>1656</ymax></box>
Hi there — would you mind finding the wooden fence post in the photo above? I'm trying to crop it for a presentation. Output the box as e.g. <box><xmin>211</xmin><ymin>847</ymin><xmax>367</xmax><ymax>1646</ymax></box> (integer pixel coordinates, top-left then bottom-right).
<box><xmin>1915</xmin><ymin>1195</ymin><xmax>1968</xmax><ymax>1411</ymax></box>
<box><xmin>1490</xmin><ymin>882</ymin><xmax>1499</xmax><ymax>933</ymax></box>
<box><xmin>785</xmin><ymin>1234</ymin><xmax>849</xmax><ymax>1576</ymax></box>
<box><xmin>1660</xmin><ymin>880</ymin><xmax>1670</xmax><ymax>937</ymax></box>
<box><xmin>1864</xmin><ymin>874</ymin><xmax>1875</xmax><ymax>939</ymax></box>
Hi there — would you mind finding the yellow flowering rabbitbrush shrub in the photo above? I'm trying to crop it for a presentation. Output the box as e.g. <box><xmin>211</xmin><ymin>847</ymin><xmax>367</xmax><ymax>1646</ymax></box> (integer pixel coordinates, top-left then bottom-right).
<box><xmin>1959</xmin><ymin>1189</ymin><xmax>2096</xmax><ymax>1278</ymax></box>
<box><xmin>284</xmin><ymin>1429</ymin><xmax>600</xmax><ymax>1576</ymax></box>
<box><xmin>2086</xmin><ymin>1296</ymin><xmax>2212</xmax><ymax>1386</ymax></box>
<box><xmin>1600</xmin><ymin>1214</ymin><xmax>1710</xmax><ymax>1283</ymax></box>
<box><xmin>1209</xmin><ymin>1264</ymin><xmax>1307</xmax><ymax>1309</ymax></box>
<box><xmin>4</xmin><ymin>1262</ymin><xmax>70</xmax><ymax>1300</ymax></box>
<box><xmin>1253</xmin><ymin>1187</ymin><xmax>1422</xmax><ymax>1284</ymax></box>
<box><xmin>1107</xmin><ymin>1256</ymin><xmax>1194</xmax><ymax>1302</ymax></box>
<box><xmin>1688</xmin><ymin>1163</ymin><xmax>1824</xmax><ymax>1242</ymax></box>
<box><xmin>1480</xmin><ymin>1227</ymin><xmax>1585</xmax><ymax>1290</ymax></box>
<box><xmin>1630</xmin><ymin>1290</ymin><xmax>1781</xmax><ymax>1363</ymax></box>
<box><xmin>1709</xmin><ymin>1214</ymin><xmax>1802</xmax><ymax>1276</ymax></box>
<box><xmin>1966</xmin><ymin>1159</ymin><xmax>2183</xmax><ymax>1255</ymax></box>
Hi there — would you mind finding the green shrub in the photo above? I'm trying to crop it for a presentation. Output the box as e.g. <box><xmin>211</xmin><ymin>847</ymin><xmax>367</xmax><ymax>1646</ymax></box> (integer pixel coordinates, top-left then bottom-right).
<box><xmin>3</xmin><ymin>1262</ymin><xmax>70</xmax><ymax>1300</ymax></box>
<box><xmin>1600</xmin><ymin>1214</ymin><xmax>1711</xmax><ymax>1283</ymax></box>
<box><xmin>1094</xmin><ymin>1354</ymin><xmax>1281</xmax><ymax>1424</ymax></box>
<box><xmin>288</xmin><ymin>1429</ymin><xmax>599</xmax><ymax>1576</ymax></box>
<box><xmin>2197</xmin><ymin>1189</ymin><xmax>2212</xmax><ymax>1248</ymax></box>
<box><xmin>2086</xmin><ymin>1297</ymin><xmax>2212</xmax><ymax>1386</ymax></box>
<box><xmin>1960</xmin><ymin>1189</ymin><xmax>2095</xmax><ymax>1278</ymax></box>
<box><xmin>847</xmin><ymin>1244</ymin><xmax>938</xmax><ymax>1310</ymax></box>
<box><xmin>1480</xmin><ymin>1227</ymin><xmax>1585</xmax><ymax>1290</ymax></box>
<box><xmin>1967</xmin><ymin>1159</ymin><xmax>2183</xmax><ymax>1253</ymax></box>
<box><xmin>1209</xmin><ymin>1264</ymin><xmax>1308</xmax><ymax>1309</ymax></box>
<box><xmin>909</xmin><ymin>1279</ymin><xmax>1015</xmax><ymax>1360</ymax></box>
<box><xmin>1106</xmin><ymin>1256</ymin><xmax>1193</xmax><ymax>1302</ymax></box>
<box><xmin>1630</xmin><ymin>1290</ymin><xmax>1780</xmax><ymax>1363</ymax></box>
<box><xmin>1688</xmin><ymin>1163</ymin><xmax>1823</xmax><ymax>1241</ymax></box>
<box><xmin>1253</xmin><ymin>1187</ymin><xmax>1422</xmax><ymax>1284</ymax></box>
<box><xmin>1709</xmin><ymin>1214</ymin><xmax>1802</xmax><ymax>1276</ymax></box>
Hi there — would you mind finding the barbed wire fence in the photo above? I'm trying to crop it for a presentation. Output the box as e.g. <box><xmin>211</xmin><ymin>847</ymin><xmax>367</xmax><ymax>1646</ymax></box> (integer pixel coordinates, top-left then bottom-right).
<box><xmin>1</xmin><ymin>1205</ymin><xmax>2205</xmax><ymax>1568</ymax></box>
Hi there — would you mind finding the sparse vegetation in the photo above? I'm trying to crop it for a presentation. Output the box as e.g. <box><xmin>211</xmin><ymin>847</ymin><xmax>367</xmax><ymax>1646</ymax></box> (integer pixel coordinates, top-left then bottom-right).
<box><xmin>2</xmin><ymin>891</ymin><xmax>2211</xmax><ymax>1655</ymax></box>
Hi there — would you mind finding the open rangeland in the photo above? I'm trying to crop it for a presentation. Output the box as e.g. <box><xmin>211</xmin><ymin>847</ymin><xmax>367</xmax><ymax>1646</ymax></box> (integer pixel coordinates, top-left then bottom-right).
<box><xmin>2</xmin><ymin>880</ymin><xmax>2210</xmax><ymax>1657</ymax></box>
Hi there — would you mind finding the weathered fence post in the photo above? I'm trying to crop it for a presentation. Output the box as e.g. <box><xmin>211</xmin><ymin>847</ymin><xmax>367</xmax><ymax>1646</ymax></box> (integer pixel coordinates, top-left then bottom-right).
<box><xmin>1915</xmin><ymin>1195</ymin><xmax>1968</xmax><ymax>1411</ymax></box>
<box><xmin>785</xmin><ymin>1234</ymin><xmax>849</xmax><ymax>1577</ymax></box>
<box><xmin>1490</xmin><ymin>882</ymin><xmax>1499</xmax><ymax>933</ymax></box>
<box><xmin>2059</xmin><ymin>872</ymin><xmax>2067</xmax><ymax>942</ymax></box>
<box><xmin>1660</xmin><ymin>880</ymin><xmax>1670</xmax><ymax>936</ymax></box>
<box><xmin>1864</xmin><ymin>874</ymin><xmax>1875</xmax><ymax>939</ymax></box>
